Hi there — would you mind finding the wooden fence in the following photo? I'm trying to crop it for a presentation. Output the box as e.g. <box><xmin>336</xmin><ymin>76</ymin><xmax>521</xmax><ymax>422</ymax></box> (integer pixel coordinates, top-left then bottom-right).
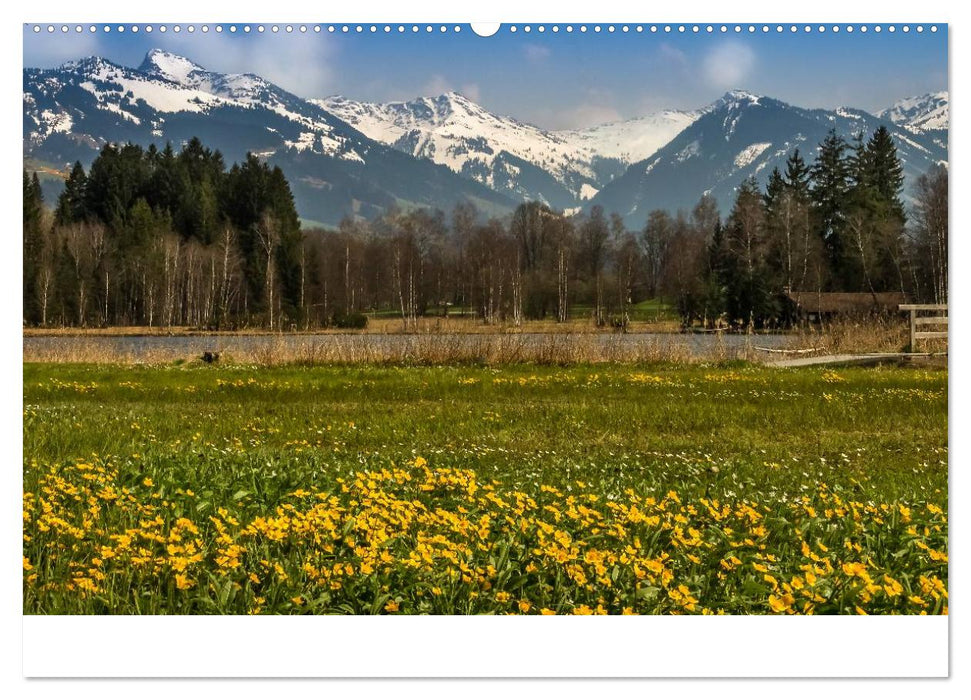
<box><xmin>899</xmin><ymin>304</ymin><xmax>948</xmax><ymax>351</ymax></box>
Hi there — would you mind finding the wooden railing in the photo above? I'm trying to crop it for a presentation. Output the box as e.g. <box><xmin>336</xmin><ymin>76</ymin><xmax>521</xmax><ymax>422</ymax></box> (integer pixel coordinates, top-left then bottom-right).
<box><xmin>899</xmin><ymin>304</ymin><xmax>948</xmax><ymax>351</ymax></box>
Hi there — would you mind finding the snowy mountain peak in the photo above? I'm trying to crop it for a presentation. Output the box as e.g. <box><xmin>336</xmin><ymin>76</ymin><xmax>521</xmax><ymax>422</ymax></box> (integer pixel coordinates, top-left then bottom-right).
<box><xmin>879</xmin><ymin>91</ymin><xmax>949</xmax><ymax>133</ymax></box>
<box><xmin>138</xmin><ymin>49</ymin><xmax>206</xmax><ymax>83</ymax></box>
<box><xmin>318</xmin><ymin>90</ymin><xmax>707</xmax><ymax>208</ymax></box>
<box><xmin>590</xmin><ymin>89</ymin><xmax>947</xmax><ymax>227</ymax></box>
<box><xmin>317</xmin><ymin>91</ymin><xmax>601</xmax><ymax>206</ymax></box>
<box><xmin>24</xmin><ymin>52</ymin><xmax>518</xmax><ymax>227</ymax></box>
<box><xmin>725</xmin><ymin>89</ymin><xmax>762</xmax><ymax>101</ymax></box>
<box><xmin>439</xmin><ymin>90</ymin><xmax>474</xmax><ymax>103</ymax></box>
<box><xmin>711</xmin><ymin>89</ymin><xmax>764</xmax><ymax>110</ymax></box>
<box><xmin>59</xmin><ymin>55</ymin><xmax>119</xmax><ymax>74</ymax></box>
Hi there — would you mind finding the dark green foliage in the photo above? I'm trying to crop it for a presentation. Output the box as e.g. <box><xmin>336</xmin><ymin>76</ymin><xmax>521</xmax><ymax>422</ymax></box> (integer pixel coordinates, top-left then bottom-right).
<box><xmin>810</xmin><ymin>129</ymin><xmax>852</xmax><ymax>275</ymax></box>
<box><xmin>222</xmin><ymin>155</ymin><xmax>303</xmax><ymax>322</ymax></box>
<box><xmin>32</xmin><ymin>138</ymin><xmax>304</xmax><ymax>328</ymax></box>
<box><xmin>783</xmin><ymin>149</ymin><xmax>811</xmax><ymax>196</ymax></box>
<box><xmin>686</xmin><ymin>127</ymin><xmax>920</xmax><ymax>329</ymax></box>
<box><xmin>721</xmin><ymin>178</ymin><xmax>777</xmax><ymax>328</ymax></box>
<box><xmin>21</xmin><ymin>125</ymin><xmax>941</xmax><ymax>331</ymax></box>
<box><xmin>55</xmin><ymin>162</ymin><xmax>88</xmax><ymax>225</ymax></box>
<box><xmin>23</xmin><ymin>171</ymin><xmax>45</xmax><ymax>324</ymax></box>
<box><xmin>330</xmin><ymin>310</ymin><xmax>369</xmax><ymax>329</ymax></box>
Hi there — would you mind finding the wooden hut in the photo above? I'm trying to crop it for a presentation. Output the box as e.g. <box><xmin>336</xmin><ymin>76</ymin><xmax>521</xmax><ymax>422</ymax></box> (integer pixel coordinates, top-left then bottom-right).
<box><xmin>785</xmin><ymin>292</ymin><xmax>907</xmax><ymax>324</ymax></box>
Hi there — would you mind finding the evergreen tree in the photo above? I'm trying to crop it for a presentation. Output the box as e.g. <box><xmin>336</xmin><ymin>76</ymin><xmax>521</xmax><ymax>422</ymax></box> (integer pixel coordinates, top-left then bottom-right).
<box><xmin>55</xmin><ymin>162</ymin><xmax>89</xmax><ymax>225</ymax></box>
<box><xmin>701</xmin><ymin>220</ymin><xmax>728</xmax><ymax>327</ymax></box>
<box><xmin>866</xmin><ymin>126</ymin><xmax>906</xmax><ymax>221</ymax></box>
<box><xmin>146</xmin><ymin>143</ymin><xmax>181</xmax><ymax>219</ymax></box>
<box><xmin>20</xmin><ymin>131</ymin><xmax>941</xmax><ymax>331</ymax></box>
<box><xmin>843</xmin><ymin>128</ymin><xmax>908</xmax><ymax>293</ymax></box>
<box><xmin>864</xmin><ymin>126</ymin><xmax>907</xmax><ymax>293</ymax></box>
<box><xmin>763</xmin><ymin>167</ymin><xmax>786</xmax><ymax>212</ymax></box>
<box><xmin>23</xmin><ymin>171</ymin><xmax>44</xmax><ymax>323</ymax></box>
<box><xmin>783</xmin><ymin>149</ymin><xmax>811</xmax><ymax>197</ymax></box>
<box><xmin>223</xmin><ymin>154</ymin><xmax>303</xmax><ymax>325</ymax></box>
<box><xmin>809</xmin><ymin>129</ymin><xmax>851</xmax><ymax>284</ymax></box>
<box><xmin>724</xmin><ymin>177</ymin><xmax>775</xmax><ymax>328</ymax></box>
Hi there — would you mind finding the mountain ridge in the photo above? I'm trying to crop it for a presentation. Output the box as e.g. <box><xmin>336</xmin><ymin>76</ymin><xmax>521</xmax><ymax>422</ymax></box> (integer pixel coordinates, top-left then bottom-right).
<box><xmin>23</xmin><ymin>51</ymin><xmax>517</xmax><ymax>226</ymax></box>
<box><xmin>318</xmin><ymin>91</ymin><xmax>702</xmax><ymax>208</ymax></box>
<box><xmin>23</xmin><ymin>50</ymin><xmax>948</xmax><ymax>229</ymax></box>
<box><xmin>590</xmin><ymin>91</ymin><xmax>947</xmax><ymax>228</ymax></box>
<box><xmin>878</xmin><ymin>91</ymin><xmax>949</xmax><ymax>134</ymax></box>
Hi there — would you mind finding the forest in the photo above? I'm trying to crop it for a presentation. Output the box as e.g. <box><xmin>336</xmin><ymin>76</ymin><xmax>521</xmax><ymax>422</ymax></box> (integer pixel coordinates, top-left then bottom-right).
<box><xmin>22</xmin><ymin>128</ymin><xmax>948</xmax><ymax>330</ymax></box>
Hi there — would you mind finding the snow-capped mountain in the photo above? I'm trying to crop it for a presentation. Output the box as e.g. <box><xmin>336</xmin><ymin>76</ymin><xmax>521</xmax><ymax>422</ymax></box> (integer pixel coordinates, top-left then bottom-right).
<box><xmin>591</xmin><ymin>90</ymin><xmax>948</xmax><ymax>228</ymax></box>
<box><xmin>558</xmin><ymin>109</ymin><xmax>701</xmax><ymax>165</ymax></box>
<box><xmin>879</xmin><ymin>91</ymin><xmax>949</xmax><ymax>134</ymax></box>
<box><xmin>23</xmin><ymin>50</ymin><xmax>516</xmax><ymax>226</ymax></box>
<box><xmin>25</xmin><ymin>51</ymin><xmax>359</xmax><ymax>160</ymax></box>
<box><xmin>318</xmin><ymin>92</ymin><xmax>702</xmax><ymax>209</ymax></box>
<box><xmin>23</xmin><ymin>50</ymin><xmax>949</xmax><ymax>228</ymax></box>
<box><xmin>318</xmin><ymin>92</ymin><xmax>609</xmax><ymax>209</ymax></box>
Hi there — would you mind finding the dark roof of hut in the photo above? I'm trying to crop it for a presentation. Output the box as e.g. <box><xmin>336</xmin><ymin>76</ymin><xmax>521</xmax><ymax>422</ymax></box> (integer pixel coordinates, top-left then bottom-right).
<box><xmin>787</xmin><ymin>292</ymin><xmax>907</xmax><ymax>314</ymax></box>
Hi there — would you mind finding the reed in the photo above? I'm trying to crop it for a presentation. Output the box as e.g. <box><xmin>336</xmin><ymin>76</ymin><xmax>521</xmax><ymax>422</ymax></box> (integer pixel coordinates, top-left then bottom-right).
<box><xmin>24</xmin><ymin>331</ymin><xmax>768</xmax><ymax>366</ymax></box>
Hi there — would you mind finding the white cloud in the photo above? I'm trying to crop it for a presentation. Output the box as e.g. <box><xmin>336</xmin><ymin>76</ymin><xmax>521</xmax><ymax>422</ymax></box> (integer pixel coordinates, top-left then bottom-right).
<box><xmin>658</xmin><ymin>43</ymin><xmax>688</xmax><ymax>71</ymax></box>
<box><xmin>422</xmin><ymin>74</ymin><xmax>453</xmax><ymax>96</ymax></box>
<box><xmin>416</xmin><ymin>74</ymin><xmax>480</xmax><ymax>102</ymax></box>
<box><xmin>702</xmin><ymin>42</ymin><xmax>756</xmax><ymax>90</ymax></box>
<box><xmin>528</xmin><ymin>101</ymin><xmax>622</xmax><ymax>130</ymax></box>
<box><xmin>23</xmin><ymin>29</ymin><xmax>104</xmax><ymax>68</ymax></box>
<box><xmin>564</xmin><ymin>103</ymin><xmax>623</xmax><ymax>129</ymax></box>
<box><xmin>461</xmin><ymin>83</ymin><xmax>482</xmax><ymax>103</ymax></box>
<box><xmin>518</xmin><ymin>84</ymin><xmax>623</xmax><ymax>129</ymax></box>
<box><xmin>148</xmin><ymin>31</ymin><xmax>338</xmax><ymax>97</ymax></box>
<box><xmin>524</xmin><ymin>44</ymin><xmax>551</xmax><ymax>63</ymax></box>
<box><xmin>23</xmin><ymin>28</ymin><xmax>339</xmax><ymax>98</ymax></box>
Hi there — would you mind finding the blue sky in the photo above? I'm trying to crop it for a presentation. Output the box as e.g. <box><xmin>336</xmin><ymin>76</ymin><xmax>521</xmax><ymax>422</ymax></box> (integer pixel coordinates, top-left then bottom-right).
<box><xmin>23</xmin><ymin>24</ymin><xmax>948</xmax><ymax>129</ymax></box>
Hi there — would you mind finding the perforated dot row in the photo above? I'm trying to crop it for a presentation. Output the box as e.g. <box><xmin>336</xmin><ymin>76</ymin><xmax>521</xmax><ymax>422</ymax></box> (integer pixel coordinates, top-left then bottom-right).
<box><xmin>508</xmin><ymin>24</ymin><xmax>936</xmax><ymax>34</ymax></box>
<box><xmin>28</xmin><ymin>24</ymin><xmax>940</xmax><ymax>35</ymax></box>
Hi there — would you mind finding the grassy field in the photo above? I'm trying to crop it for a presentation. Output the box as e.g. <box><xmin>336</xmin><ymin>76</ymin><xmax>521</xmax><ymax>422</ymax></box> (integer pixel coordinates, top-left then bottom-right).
<box><xmin>23</xmin><ymin>361</ymin><xmax>947</xmax><ymax>615</ymax></box>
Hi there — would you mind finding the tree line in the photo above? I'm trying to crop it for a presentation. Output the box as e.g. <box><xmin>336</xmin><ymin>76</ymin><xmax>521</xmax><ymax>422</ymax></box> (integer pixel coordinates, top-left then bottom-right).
<box><xmin>24</xmin><ymin>138</ymin><xmax>302</xmax><ymax>328</ymax></box>
<box><xmin>648</xmin><ymin>126</ymin><xmax>949</xmax><ymax>329</ymax></box>
<box><xmin>23</xmin><ymin>128</ymin><xmax>947</xmax><ymax>329</ymax></box>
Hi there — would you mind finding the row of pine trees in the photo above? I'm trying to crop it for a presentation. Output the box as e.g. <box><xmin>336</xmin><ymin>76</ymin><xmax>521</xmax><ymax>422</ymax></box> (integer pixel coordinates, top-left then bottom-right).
<box><xmin>659</xmin><ymin>126</ymin><xmax>948</xmax><ymax>328</ymax></box>
<box><xmin>24</xmin><ymin>138</ymin><xmax>303</xmax><ymax>328</ymax></box>
<box><xmin>22</xmin><ymin>128</ymin><xmax>947</xmax><ymax>329</ymax></box>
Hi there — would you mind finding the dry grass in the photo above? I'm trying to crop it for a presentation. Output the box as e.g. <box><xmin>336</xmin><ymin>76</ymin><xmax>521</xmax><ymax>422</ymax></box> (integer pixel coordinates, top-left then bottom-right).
<box><xmin>777</xmin><ymin>316</ymin><xmax>948</xmax><ymax>356</ymax></box>
<box><xmin>22</xmin><ymin>316</ymin><xmax>683</xmax><ymax>337</ymax></box>
<box><xmin>22</xmin><ymin>337</ymin><xmax>176</xmax><ymax>365</ymax></box>
<box><xmin>25</xmin><ymin>318</ymin><xmax>946</xmax><ymax>367</ymax></box>
<box><xmin>23</xmin><ymin>331</ymin><xmax>765</xmax><ymax>366</ymax></box>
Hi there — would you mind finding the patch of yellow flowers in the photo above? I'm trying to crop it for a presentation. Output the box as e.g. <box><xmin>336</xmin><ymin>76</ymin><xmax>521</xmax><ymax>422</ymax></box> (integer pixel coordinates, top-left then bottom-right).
<box><xmin>23</xmin><ymin>457</ymin><xmax>947</xmax><ymax>615</ymax></box>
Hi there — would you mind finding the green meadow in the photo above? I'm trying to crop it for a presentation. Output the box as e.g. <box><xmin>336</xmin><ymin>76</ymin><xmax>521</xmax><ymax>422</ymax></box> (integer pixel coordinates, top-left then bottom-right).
<box><xmin>23</xmin><ymin>362</ymin><xmax>947</xmax><ymax>615</ymax></box>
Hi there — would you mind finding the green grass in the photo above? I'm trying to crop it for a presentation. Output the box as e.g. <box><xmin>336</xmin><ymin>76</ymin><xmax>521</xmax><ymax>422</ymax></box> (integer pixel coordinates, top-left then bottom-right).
<box><xmin>567</xmin><ymin>298</ymin><xmax>677</xmax><ymax>322</ymax></box>
<box><xmin>355</xmin><ymin>297</ymin><xmax>676</xmax><ymax>322</ymax></box>
<box><xmin>23</xmin><ymin>362</ymin><xmax>948</xmax><ymax>614</ymax></box>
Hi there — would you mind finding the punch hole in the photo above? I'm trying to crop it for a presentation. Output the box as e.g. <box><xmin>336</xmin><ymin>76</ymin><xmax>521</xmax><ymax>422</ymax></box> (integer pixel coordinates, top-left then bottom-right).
<box><xmin>470</xmin><ymin>23</ymin><xmax>500</xmax><ymax>37</ymax></box>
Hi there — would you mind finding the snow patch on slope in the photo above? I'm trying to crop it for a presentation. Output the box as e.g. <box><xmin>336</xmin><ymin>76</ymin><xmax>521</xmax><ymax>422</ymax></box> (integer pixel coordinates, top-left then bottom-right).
<box><xmin>733</xmin><ymin>142</ymin><xmax>772</xmax><ymax>169</ymax></box>
<box><xmin>320</xmin><ymin>91</ymin><xmax>602</xmax><ymax>195</ymax></box>
<box><xmin>879</xmin><ymin>92</ymin><xmax>949</xmax><ymax>133</ymax></box>
<box><xmin>579</xmin><ymin>183</ymin><xmax>599</xmax><ymax>200</ymax></box>
<box><xmin>33</xmin><ymin>52</ymin><xmax>360</xmax><ymax>162</ymax></box>
<box><xmin>320</xmin><ymin>92</ymin><xmax>704</xmax><ymax>200</ymax></box>
<box><xmin>558</xmin><ymin>109</ymin><xmax>700</xmax><ymax>163</ymax></box>
<box><xmin>140</xmin><ymin>49</ymin><xmax>206</xmax><ymax>84</ymax></box>
<box><xmin>677</xmin><ymin>140</ymin><xmax>701</xmax><ymax>162</ymax></box>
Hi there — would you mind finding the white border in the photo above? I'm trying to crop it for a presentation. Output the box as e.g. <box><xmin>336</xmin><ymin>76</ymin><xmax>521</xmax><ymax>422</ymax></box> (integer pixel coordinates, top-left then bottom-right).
<box><xmin>4</xmin><ymin>0</ymin><xmax>963</xmax><ymax>692</ymax></box>
<box><xmin>23</xmin><ymin>615</ymin><xmax>948</xmax><ymax>677</ymax></box>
